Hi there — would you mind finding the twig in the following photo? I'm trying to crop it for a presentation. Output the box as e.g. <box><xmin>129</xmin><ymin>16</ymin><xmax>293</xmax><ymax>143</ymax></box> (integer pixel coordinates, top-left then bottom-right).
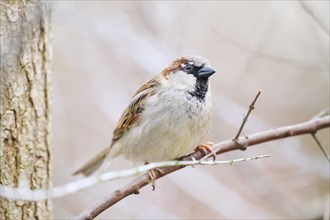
<box><xmin>311</xmin><ymin>108</ymin><xmax>330</xmax><ymax>161</ymax></box>
<box><xmin>1</xmin><ymin>116</ymin><xmax>328</xmax><ymax>218</ymax></box>
<box><xmin>299</xmin><ymin>1</ymin><xmax>329</xmax><ymax>36</ymax></box>
<box><xmin>313</xmin><ymin>108</ymin><xmax>330</xmax><ymax>119</ymax></box>
<box><xmin>311</xmin><ymin>133</ymin><xmax>330</xmax><ymax>161</ymax></box>
<box><xmin>0</xmin><ymin>155</ymin><xmax>270</xmax><ymax>201</ymax></box>
<box><xmin>234</xmin><ymin>89</ymin><xmax>262</xmax><ymax>140</ymax></box>
<box><xmin>75</xmin><ymin>115</ymin><xmax>330</xmax><ymax>220</ymax></box>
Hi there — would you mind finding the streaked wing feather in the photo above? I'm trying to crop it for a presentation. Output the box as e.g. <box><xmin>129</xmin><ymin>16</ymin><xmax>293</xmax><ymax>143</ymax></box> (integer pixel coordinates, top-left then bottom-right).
<box><xmin>112</xmin><ymin>77</ymin><xmax>160</xmax><ymax>143</ymax></box>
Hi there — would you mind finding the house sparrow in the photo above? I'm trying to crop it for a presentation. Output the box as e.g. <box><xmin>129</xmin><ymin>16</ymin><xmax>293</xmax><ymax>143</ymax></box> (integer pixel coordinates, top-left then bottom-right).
<box><xmin>73</xmin><ymin>55</ymin><xmax>216</xmax><ymax>177</ymax></box>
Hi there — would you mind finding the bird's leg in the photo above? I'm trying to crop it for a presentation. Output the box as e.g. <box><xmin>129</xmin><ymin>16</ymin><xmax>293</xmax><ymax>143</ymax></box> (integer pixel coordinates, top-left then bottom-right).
<box><xmin>195</xmin><ymin>141</ymin><xmax>216</xmax><ymax>160</ymax></box>
<box><xmin>145</xmin><ymin>162</ymin><xmax>164</xmax><ymax>191</ymax></box>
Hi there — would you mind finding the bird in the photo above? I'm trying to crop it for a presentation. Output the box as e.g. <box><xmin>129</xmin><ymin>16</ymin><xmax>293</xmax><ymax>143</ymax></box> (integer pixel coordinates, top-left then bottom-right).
<box><xmin>73</xmin><ymin>55</ymin><xmax>216</xmax><ymax>180</ymax></box>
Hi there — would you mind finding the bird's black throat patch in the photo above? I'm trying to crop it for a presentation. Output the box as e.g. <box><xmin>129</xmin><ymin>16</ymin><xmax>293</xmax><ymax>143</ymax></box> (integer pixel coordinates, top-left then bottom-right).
<box><xmin>188</xmin><ymin>78</ymin><xmax>209</xmax><ymax>102</ymax></box>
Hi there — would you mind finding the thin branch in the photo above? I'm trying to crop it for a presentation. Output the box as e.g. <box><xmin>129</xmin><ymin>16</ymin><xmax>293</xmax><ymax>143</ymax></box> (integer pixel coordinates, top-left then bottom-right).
<box><xmin>0</xmin><ymin>155</ymin><xmax>269</xmax><ymax>201</ymax></box>
<box><xmin>310</xmin><ymin>109</ymin><xmax>330</xmax><ymax>161</ymax></box>
<box><xmin>313</xmin><ymin>108</ymin><xmax>330</xmax><ymax>119</ymax></box>
<box><xmin>234</xmin><ymin>89</ymin><xmax>262</xmax><ymax>140</ymax></box>
<box><xmin>1</xmin><ymin>116</ymin><xmax>328</xmax><ymax>218</ymax></box>
<box><xmin>75</xmin><ymin>115</ymin><xmax>330</xmax><ymax>220</ymax></box>
<box><xmin>311</xmin><ymin>133</ymin><xmax>330</xmax><ymax>161</ymax></box>
<box><xmin>299</xmin><ymin>1</ymin><xmax>329</xmax><ymax>36</ymax></box>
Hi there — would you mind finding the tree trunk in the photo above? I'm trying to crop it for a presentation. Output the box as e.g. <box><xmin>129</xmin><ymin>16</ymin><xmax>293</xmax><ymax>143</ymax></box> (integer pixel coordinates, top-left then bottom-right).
<box><xmin>0</xmin><ymin>1</ymin><xmax>52</xmax><ymax>219</ymax></box>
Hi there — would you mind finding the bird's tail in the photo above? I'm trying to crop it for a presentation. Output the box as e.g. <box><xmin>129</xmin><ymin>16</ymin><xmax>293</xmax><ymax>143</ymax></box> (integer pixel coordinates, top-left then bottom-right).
<box><xmin>73</xmin><ymin>148</ymin><xmax>110</xmax><ymax>176</ymax></box>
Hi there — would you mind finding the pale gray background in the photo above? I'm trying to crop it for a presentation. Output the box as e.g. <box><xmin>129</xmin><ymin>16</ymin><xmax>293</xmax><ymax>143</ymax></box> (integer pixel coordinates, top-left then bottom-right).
<box><xmin>51</xmin><ymin>1</ymin><xmax>329</xmax><ymax>219</ymax></box>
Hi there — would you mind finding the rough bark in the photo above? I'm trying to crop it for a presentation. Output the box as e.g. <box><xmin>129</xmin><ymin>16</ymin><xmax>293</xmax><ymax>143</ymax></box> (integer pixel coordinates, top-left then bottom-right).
<box><xmin>0</xmin><ymin>1</ymin><xmax>52</xmax><ymax>219</ymax></box>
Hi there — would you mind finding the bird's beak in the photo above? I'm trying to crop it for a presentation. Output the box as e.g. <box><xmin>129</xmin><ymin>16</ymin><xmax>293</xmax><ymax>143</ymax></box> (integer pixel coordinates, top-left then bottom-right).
<box><xmin>197</xmin><ymin>65</ymin><xmax>216</xmax><ymax>79</ymax></box>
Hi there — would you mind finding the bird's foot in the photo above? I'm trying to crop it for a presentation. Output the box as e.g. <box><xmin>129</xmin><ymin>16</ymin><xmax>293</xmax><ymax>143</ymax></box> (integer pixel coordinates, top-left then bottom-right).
<box><xmin>145</xmin><ymin>162</ymin><xmax>164</xmax><ymax>190</ymax></box>
<box><xmin>195</xmin><ymin>141</ymin><xmax>216</xmax><ymax>160</ymax></box>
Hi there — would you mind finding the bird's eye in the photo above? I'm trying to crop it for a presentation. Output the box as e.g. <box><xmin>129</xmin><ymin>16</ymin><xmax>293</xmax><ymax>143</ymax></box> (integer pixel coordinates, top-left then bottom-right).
<box><xmin>183</xmin><ymin>64</ymin><xmax>194</xmax><ymax>73</ymax></box>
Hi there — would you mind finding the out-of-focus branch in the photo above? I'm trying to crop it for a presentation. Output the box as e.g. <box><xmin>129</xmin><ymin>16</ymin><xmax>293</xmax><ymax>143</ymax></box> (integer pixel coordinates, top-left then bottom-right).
<box><xmin>299</xmin><ymin>1</ymin><xmax>329</xmax><ymax>36</ymax></box>
<box><xmin>74</xmin><ymin>115</ymin><xmax>330</xmax><ymax>220</ymax></box>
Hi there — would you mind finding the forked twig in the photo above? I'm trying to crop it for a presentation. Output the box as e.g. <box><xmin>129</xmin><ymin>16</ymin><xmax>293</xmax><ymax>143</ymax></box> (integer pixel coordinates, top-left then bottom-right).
<box><xmin>74</xmin><ymin>115</ymin><xmax>330</xmax><ymax>220</ymax></box>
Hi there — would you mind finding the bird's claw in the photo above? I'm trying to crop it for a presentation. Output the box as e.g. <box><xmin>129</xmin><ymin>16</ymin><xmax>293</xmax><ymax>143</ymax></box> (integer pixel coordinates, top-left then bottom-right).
<box><xmin>147</xmin><ymin>168</ymin><xmax>164</xmax><ymax>191</ymax></box>
<box><xmin>195</xmin><ymin>141</ymin><xmax>216</xmax><ymax>160</ymax></box>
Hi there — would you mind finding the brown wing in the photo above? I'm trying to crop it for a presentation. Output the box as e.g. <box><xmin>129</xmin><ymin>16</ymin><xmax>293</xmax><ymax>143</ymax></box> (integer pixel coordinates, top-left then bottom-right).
<box><xmin>73</xmin><ymin>77</ymin><xmax>160</xmax><ymax>176</ymax></box>
<box><xmin>111</xmin><ymin>76</ymin><xmax>160</xmax><ymax>144</ymax></box>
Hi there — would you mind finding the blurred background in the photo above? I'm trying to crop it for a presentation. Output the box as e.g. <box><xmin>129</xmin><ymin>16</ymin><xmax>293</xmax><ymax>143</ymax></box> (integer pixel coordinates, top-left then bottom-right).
<box><xmin>51</xmin><ymin>1</ymin><xmax>329</xmax><ymax>219</ymax></box>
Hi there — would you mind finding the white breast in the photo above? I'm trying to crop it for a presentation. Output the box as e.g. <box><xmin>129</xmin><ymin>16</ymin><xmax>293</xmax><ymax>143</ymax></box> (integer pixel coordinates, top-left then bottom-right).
<box><xmin>118</xmin><ymin>82</ymin><xmax>212</xmax><ymax>163</ymax></box>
